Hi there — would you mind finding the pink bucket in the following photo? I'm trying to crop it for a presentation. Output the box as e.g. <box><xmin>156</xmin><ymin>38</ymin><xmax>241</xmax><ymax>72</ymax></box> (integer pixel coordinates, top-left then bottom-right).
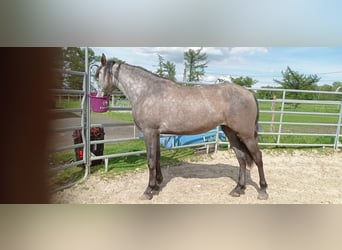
<box><xmin>89</xmin><ymin>92</ymin><xmax>109</xmax><ymax>112</ymax></box>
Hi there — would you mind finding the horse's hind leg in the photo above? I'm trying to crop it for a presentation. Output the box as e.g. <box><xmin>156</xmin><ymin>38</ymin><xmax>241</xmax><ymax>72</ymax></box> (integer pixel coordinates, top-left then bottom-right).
<box><xmin>221</xmin><ymin>126</ymin><xmax>248</xmax><ymax>197</ymax></box>
<box><xmin>140</xmin><ymin>129</ymin><xmax>162</xmax><ymax>200</ymax></box>
<box><xmin>241</xmin><ymin>137</ymin><xmax>268</xmax><ymax>200</ymax></box>
<box><xmin>155</xmin><ymin>137</ymin><xmax>163</xmax><ymax>184</ymax></box>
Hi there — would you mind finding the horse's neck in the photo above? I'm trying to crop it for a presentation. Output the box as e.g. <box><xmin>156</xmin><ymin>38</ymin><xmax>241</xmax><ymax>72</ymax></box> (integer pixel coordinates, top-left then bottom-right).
<box><xmin>116</xmin><ymin>65</ymin><xmax>153</xmax><ymax>106</ymax></box>
<box><xmin>116</xmin><ymin>78</ymin><xmax>144</xmax><ymax>107</ymax></box>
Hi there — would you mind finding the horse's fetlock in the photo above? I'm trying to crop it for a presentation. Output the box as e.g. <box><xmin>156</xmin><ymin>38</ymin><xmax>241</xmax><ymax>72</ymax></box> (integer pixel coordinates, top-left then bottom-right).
<box><xmin>260</xmin><ymin>182</ymin><xmax>268</xmax><ymax>189</ymax></box>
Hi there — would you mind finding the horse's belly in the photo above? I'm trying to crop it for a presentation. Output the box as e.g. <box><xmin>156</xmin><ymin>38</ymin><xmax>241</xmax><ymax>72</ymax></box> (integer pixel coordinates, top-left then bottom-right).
<box><xmin>159</xmin><ymin>110</ymin><xmax>223</xmax><ymax>135</ymax></box>
<box><xmin>160</xmin><ymin>125</ymin><xmax>218</xmax><ymax>135</ymax></box>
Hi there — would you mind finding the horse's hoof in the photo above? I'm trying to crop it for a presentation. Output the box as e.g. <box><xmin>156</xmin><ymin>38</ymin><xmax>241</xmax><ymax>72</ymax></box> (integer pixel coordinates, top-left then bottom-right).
<box><xmin>230</xmin><ymin>191</ymin><xmax>241</xmax><ymax>197</ymax></box>
<box><xmin>140</xmin><ymin>193</ymin><xmax>153</xmax><ymax>200</ymax></box>
<box><xmin>257</xmin><ymin>191</ymin><xmax>269</xmax><ymax>200</ymax></box>
<box><xmin>230</xmin><ymin>186</ymin><xmax>245</xmax><ymax>197</ymax></box>
<box><xmin>230</xmin><ymin>189</ymin><xmax>244</xmax><ymax>197</ymax></box>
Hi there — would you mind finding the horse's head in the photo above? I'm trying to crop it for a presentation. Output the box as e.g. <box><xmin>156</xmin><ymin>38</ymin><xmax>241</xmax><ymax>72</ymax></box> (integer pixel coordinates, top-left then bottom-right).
<box><xmin>95</xmin><ymin>53</ymin><xmax>120</xmax><ymax>97</ymax></box>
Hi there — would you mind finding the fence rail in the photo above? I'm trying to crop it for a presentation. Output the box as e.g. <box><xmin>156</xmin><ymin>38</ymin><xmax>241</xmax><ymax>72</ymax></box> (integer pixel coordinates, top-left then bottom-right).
<box><xmin>253</xmin><ymin>88</ymin><xmax>342</xmax><ymax>149</ymax></box>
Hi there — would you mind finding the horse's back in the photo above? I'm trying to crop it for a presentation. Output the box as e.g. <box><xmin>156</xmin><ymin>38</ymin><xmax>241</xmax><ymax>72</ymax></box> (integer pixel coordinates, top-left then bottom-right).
<box><xmin>133</xmin><ymin>82</ymin><xmax>258</xmax><ymax>137</ymax></box>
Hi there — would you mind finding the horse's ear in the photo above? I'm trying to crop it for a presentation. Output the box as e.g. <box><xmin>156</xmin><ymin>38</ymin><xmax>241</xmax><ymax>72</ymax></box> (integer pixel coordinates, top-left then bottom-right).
<box><xmin>101</xmin><ymin>53</ymin><xmax>107</xmax><ymax>66</ymax></box>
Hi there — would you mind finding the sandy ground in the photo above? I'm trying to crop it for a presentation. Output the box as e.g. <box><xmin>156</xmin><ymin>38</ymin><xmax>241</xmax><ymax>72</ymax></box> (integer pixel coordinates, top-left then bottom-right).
<box><xmin>52</xmin><ymin>149</ymin><xmax>342</xmax><ymax>204</ymax></box>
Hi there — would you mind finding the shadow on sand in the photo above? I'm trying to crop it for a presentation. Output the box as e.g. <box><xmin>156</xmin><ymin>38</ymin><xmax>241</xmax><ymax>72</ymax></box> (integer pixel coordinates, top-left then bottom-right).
<box><xmin>153</xmin><ymin>160</ymin><xmax>261</xmax><ymax>197</ymax></box>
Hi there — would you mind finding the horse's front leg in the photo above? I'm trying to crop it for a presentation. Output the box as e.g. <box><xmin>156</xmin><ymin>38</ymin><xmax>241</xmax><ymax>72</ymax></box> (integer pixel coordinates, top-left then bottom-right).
<box><xmin>140</xmin><ymin>129</ymin><xmax>162</xmax><ymax>200</ymax></box>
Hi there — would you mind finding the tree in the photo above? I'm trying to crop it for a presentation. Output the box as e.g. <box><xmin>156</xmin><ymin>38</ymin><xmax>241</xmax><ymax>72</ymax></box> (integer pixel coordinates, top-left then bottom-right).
<box><xmin>231</xmin><ymin>76</ymin><xmax>257</xmax><ymax>87</ymax></box>
<box><xmin>333</xmin><ymin>81</ymin><xmax>342</xmax><ymax>91</ymax></box>
<box><xmin>155</xmin><ymin>54</ymin><xmax>177</xmax><ymax>81</ymax></box>
<box><xmin>274</xmin><ymin>66</ymin><xmax>320</xmax><ymax>100</ymax></box>
<box><xmin>318</xmin><ymin>82</ymin><xmax>342</xmax><ymax>101</ymax></box>
<box><xmin>62</xmin><ymin>47</ymin><xmax>96</xmax><ymax>89</ymax></box>
<box><xmin>184</xmin><ymin>48</ymin><xmax>208</xmax><ymax>82</ymax></box>
<box><xmin>163</xmin><ymin>61</ymin><xmax>176</xmax><ymax>81</ymax></box>
<box><xmin>156</xmin><ymin>54</ymin><xmax>166</xmax><ymax>78</ymax></box>
<box><xmin>51</xmin><ymin>48</ymin><xmax>64</xmax><ymax>89</ymax></box>
<box><xmin>256</xmin><ymin>86</ymin><xmax>283</xmax><ymax>100</ymax></box>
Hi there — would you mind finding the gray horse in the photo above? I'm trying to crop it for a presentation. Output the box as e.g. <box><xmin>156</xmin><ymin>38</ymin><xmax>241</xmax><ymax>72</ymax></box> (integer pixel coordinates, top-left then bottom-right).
<box><xmin>95</xmin><ymin>54</ymin><xmax>268</xmax><ymax>200</ymax></box>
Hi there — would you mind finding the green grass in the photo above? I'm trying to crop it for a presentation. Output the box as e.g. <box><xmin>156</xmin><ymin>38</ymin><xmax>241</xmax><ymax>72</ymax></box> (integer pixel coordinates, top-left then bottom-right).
<box><xmin>49</xmin><ymin>150</ymin><xmax>84</xmax><ymax>187</ymax></box>
<box><xmin>258</xmin><ymin>101</ymin><xmax>341</xmax><ymax>146</ymax></box>
<box><xmin>50</xmin><ymin>140</ymin><xmax>195</xmax><ymax>187</ymax></box>
<box><xmin>102</xmin><ymin>111</ymin><xmax>134</xmax><ymax>122</ymax></box>
<box><xmin>55</xmin><ymin>97</ymin><xmax>82</xmax><ymax>109</ymax></box>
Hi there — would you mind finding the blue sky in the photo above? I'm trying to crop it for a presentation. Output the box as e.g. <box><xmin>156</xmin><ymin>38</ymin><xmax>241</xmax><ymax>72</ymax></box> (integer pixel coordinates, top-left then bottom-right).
<box><xmin>91</xmin><ymin>47</ymin><xmax>342</xmax><ymax>88</ymax></box>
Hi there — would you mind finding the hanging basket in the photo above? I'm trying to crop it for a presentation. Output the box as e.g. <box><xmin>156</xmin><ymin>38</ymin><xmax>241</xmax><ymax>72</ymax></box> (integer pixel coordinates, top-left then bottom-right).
<box><xmin>89</xmin><ymin>92</ymin><xmax>109</xmax><ymax>112</ymax></box>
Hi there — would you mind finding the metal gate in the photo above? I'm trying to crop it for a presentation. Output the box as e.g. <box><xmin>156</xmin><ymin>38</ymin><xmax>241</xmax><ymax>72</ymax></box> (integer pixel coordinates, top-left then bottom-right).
<box><xmin>49</xmin><ymin>49</ymin><xmax>91</xmax><ymax>192</ymax></box>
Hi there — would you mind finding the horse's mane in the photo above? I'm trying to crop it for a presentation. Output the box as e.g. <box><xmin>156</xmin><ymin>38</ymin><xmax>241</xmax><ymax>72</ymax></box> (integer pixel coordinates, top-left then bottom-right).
<box><xmin>118</xmin><ymin>61</ymin><xmax>177</xmax><ymax>85</ymax></box>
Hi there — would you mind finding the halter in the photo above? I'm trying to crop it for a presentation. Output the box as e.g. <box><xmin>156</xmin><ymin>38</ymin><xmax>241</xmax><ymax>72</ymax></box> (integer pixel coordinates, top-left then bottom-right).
<box><xmin>113</xmin><ymin>62</ymin><xmax>121</xmax><ymax>82</ymax></box>
<box><xmin>96</xmin><ymin>61</ymin><xmax>122</xmax><ymax>86</ymax></box>
<box><xmin>102</xmin><ymin>61</ymin><xmax>121</xmax><ymax>85</ymax></box>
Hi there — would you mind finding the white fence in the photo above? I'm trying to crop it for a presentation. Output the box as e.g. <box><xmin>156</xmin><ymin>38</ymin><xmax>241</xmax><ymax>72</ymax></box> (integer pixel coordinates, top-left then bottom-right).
<box><xmin>250</xmin><ymin>88</ymin><xmax>342</xmax><ymax>149</ymax></box>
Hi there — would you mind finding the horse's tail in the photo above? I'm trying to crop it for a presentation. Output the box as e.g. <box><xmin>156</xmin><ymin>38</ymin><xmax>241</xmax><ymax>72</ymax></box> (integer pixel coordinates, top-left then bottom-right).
<box><xmin>253</xmin><ymin>93</ymin><xmax>260</xmax><ymax>139</ymax></box>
